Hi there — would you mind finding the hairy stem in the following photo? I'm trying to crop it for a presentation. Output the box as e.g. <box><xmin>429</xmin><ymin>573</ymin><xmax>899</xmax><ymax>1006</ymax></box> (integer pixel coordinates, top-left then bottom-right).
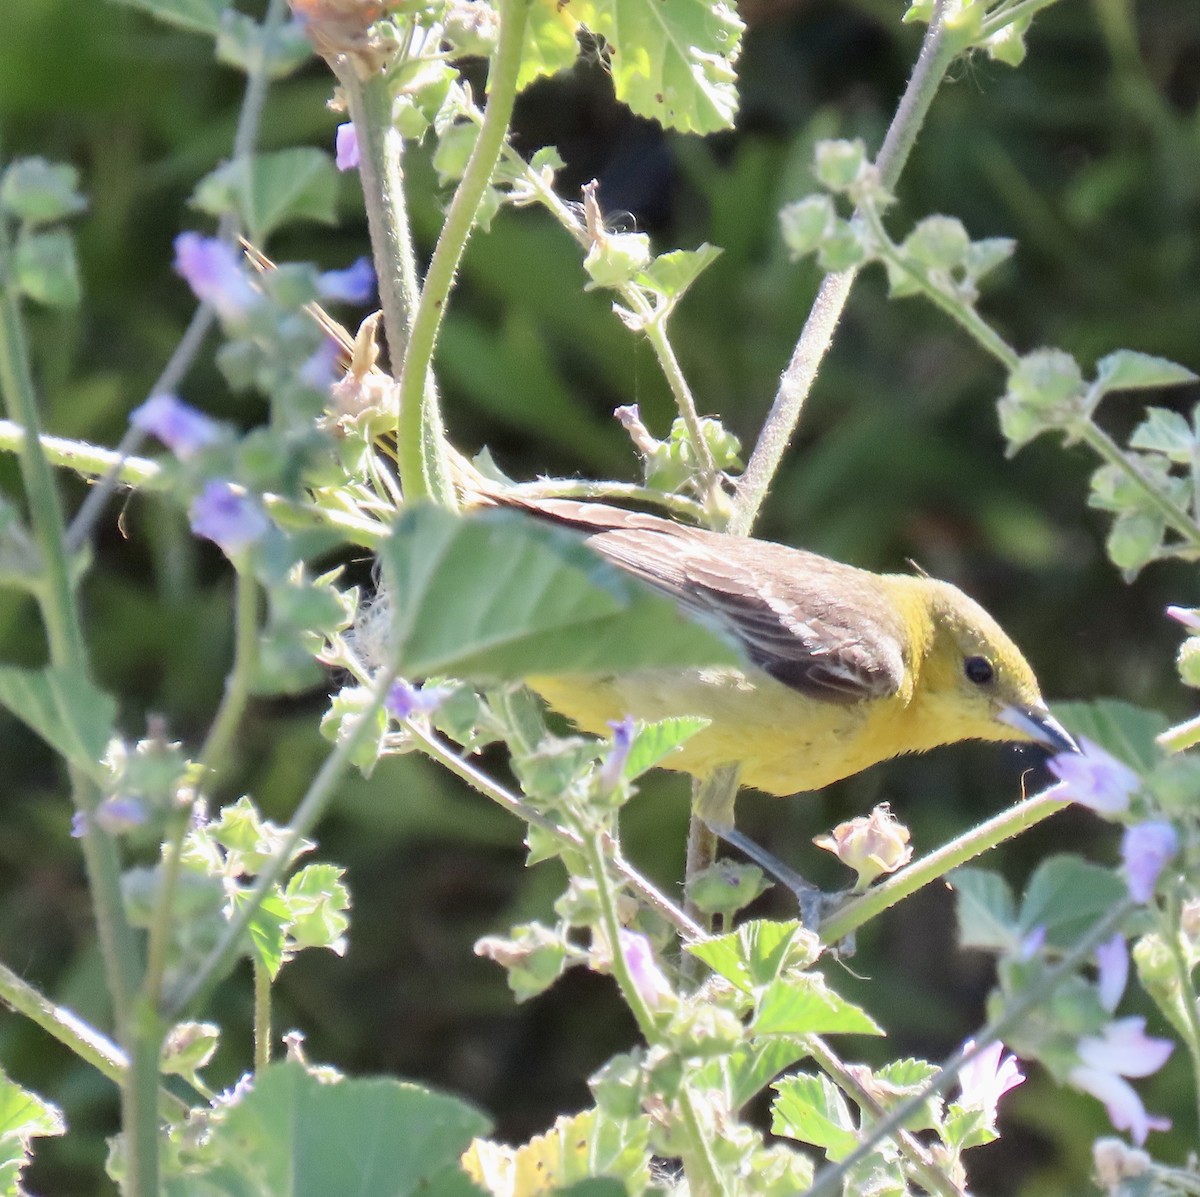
<box><xmin>253</xmin><ymin>959</ymin><xmax>272</xmax><ymax>1073</ymax></box>
<box><xmin>806</xmin><ymin>898</ymin><xmax>1135</xmax><ymax>1197</ymax></box>
<box><xmin>167</xmin><ymin>669</ymin><xmax>398</xmax><ymax>1018</ymax></box>
<box><xmin>818</xmin><ymin>786</ymin><xmax>1069</xmax><ymax>946</ymax></box>
<box><xmin>583</xmin><ymin>828</ymin><xmax>728</xmax><ymax>1197</ymax></box>
<box><xmin>731</xmin><ymin>0</ymin><xmax>955</xmax><ymax>536</ymax></box>
<box><xmin>393</xmin><ymin>0</ymin><xmax>530</xmax><ymax>505</ymax></box>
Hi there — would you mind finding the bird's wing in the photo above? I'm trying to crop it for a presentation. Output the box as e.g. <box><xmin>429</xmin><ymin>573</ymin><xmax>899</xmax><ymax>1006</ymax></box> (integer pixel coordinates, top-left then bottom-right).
<box><xmin>492</xmin><ymin>495</ymin><xmax>909</xmax><ymax>701</ymax></box>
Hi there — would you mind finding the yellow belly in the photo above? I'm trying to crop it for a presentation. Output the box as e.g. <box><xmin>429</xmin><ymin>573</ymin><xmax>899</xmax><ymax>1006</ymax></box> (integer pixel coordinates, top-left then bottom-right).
<box><xmin>528</xmin><ymin>667</ymin><xmax>923</xmax><ymax>797</ymax></box>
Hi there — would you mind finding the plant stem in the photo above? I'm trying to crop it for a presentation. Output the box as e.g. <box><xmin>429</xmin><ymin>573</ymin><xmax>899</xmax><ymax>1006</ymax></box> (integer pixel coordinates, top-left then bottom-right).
<box><xmin>0</xmin><ymin>229</ymin><xmax>150</xmax><ymax>1183</ymax></box>
<box><xmin>807</xmin><ymin>1037</ymin><xmax>961</xmax><ymax>1197</ymax></box>
<box><xmin>1078</xmin><ymin>421</ymin><xmax>1200</xmax><ymax>551</ymax></box>
<box><xmin>818</xmin><ymin>786</ymin><xmax>1069</xmax><ymax>945</ymax></box>
<box><xmin>167</xmin><ymin>668</ymin><xmax>398</xmax><ymax>1018</ymax></box>
<box><xmin>253</xmin><ymin>959</ymin><xmax>272</xmax><ymax>1073</ymax></box>
<box><xmin>67</xmin><ymin>0</ymin><xmax>286</xmax><ymax>554</ymax></box>
<box><xmin>730</xmin><ymin>0</ymin><xmax>955</xmax><ymax>537</ymax></box>
<box><xmin>1158</xmin><ymin>713</ymin><xmax>1200</xmax><ymax>754</ymax></box>
<box><xmin>198</xmin><ymin>565</ymin><xmax>261</xmax><ymax>780</ymax></box>
<box><xmin>0</xmin><ymin>961</ymin><xmax>194</xmax><ymax>1117</ymax></box>
<box><xmin>408</xmin><ymin>722</ymin><xmax>704</xmax><ymax>940</ymax></box>
<box><xmin>640</xmin><ymin>314</ymin><xmax>720</xmax><ymax>502</ymax></box>
<box><xmin>1159</xmin><ymin>898</ymin><xmax>1200</xmax><ymax>1138</ymax></box>
<box><xmin>804</xmin><ymin>898</ymin><xmax>1135</xmax><ymax>1197</ymax></box>
<box><xmin>860</xmin><ymin>202</ymin><xmax>1020</xmax><ymax>369</ymax></box>
<box><xmin>341</xmin><ymin>72</ymin><xmax>422</xmax><ymax>378</ymax></box>
<box><xmin>582</xmin><ymin>828</ymin><xmax>727</xmax><ymax>1197</ymax></box>
<box><xmin>393</xmin><ymin>0</ymin><xmax>529</xmax><ymax>507</ymax></box>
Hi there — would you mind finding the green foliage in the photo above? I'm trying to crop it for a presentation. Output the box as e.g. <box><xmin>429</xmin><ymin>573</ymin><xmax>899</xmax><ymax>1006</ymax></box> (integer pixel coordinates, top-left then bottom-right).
<box><xmin>0</xmin><ymin>665</ymin><xmax>116</xmax><ymax>782</ymax></box>
<box><xmin>162</xmin><ymin>1062</ymin><xmax>490</xmax><ymax>1196</ymax></box>
<box><xmin>380</xmin><ymin>504</ymin><xmax>738</xmax><ymax>681</ymax></box>
<box><xmin>0</xmin><ymin>1069</ymin><xmax>64</xmax><ymax>1195</ymax></box>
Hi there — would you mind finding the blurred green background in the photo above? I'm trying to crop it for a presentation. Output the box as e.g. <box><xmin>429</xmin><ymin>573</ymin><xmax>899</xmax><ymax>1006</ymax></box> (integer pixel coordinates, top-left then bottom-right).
<box><xmin>2</xmin><ymin>0</ymin><xmax>1200</xmax><ymax>1191</ymax></box>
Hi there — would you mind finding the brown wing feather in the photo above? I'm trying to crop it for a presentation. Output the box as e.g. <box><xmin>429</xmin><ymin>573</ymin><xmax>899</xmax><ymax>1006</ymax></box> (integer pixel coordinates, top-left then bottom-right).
<box><xmin>503</xmin><ymin>496</ymin><xmax>909</xmax><ymax>703</ymax></box>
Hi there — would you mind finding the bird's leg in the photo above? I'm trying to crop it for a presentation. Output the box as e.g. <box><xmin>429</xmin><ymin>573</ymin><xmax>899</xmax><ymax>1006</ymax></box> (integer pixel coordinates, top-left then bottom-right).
<box><xmin>702</xmin><ymin>818</ymin><xmax>827</xmax><ymax>932</ymax></box>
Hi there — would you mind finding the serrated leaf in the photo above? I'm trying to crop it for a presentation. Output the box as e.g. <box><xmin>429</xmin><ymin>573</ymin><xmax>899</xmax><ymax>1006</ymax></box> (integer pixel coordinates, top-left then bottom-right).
<box><xmin>1053</xmin><ymin>700</ymin><xmax>1168</xmax><ymax>772</ymax></box>
<box><xmin>635</xmin><ymin>245</ymin><xmax>722</xmax><ymax>304</ymax></box>
<box><xmin>380</xmin><ymin>505</ymin><xmax>738</xmax><ymax>682</ymax></box>
<box><xmin>1094</xmin><ymin>350</ymin><xmax>1197</xmax><ymax>395</ymax></box>
<box><xmin>239</xmin><ymin>890</ymin><xmax>289</xmax><ymax>979</ymax></box>
<box><xmin>623</xmin><ymin>717</ymin><xmax>709</xmax><ymax>780</ymax></box>
<box><xmin>1106</xmin><ymin>510</ymin><xmax>1164</xmax><ymax>578</ymax></box>
<box><xmin>1129</xmin><ymin>407</ymin><xmax>1195</xmax><ymax>463</ymax></box>
<box><xmin>572</xmin><ymin>0</ymin><xmax>744</xmax><ymax>134</ymax></box>
<box><xmin>193</xmin><ymin>1061</ymin><xmax>490</xmax><ymax>1195</ymax></box>
<box><xmin>106</xmin><ymin>0</ymin><xmax>230</xmax><ymax>35</ymax></box>
<box><xmin>14</xmin><ymin>228</ymin><xmax>81</xmax><ymax>308</ymax></box>
<box><xmin>694</xmin><ymin>1037</ymin><xmax>811</xmax><ymax>1112</ymax></box>
<box><xmin>753</xmin><ymin>973</ymin><xmax>882</xmax><ymax>1036</ymax></box>
<box><xmin>687</xmin><ymin>919</ymin><xmax>816</xmax><ymax>991</ymax></box>
<box><xmin>771</xmin><ymin>1074</ymin><xmax>858</xmax><ymax>1159</ymax></box>
<box><xmin>0</xmin><ymin>1067</ymin><xmax>64</xmax><ymax>1196</ymax></box>
<box><xmin>0</xmin><ymin>158</ymin><xmax>87</xmax><ymax>226</ymax></box>
<box><xmin>192</xmin><ymin>149</ymin><xmax>338</xmax><ymax>242</ymax></box>
<box><xmin>949</xmin><ymin>868</ymin><xmax>1017</xmax><ymax>952</ymax></box>
<box><xmin>463</xmin><ymin>1109</ymin><xmax>650</xmax><ymax>1196</ymax></box>
<box><xmin>1017</xmin><ymin>855</ymin><xmax>1129</xmax><ymax>949</ymax></box>
<box><xmin>0</xmin><ymin>666</ymin><xmax>116</xmax><ymax>783</ymax></box>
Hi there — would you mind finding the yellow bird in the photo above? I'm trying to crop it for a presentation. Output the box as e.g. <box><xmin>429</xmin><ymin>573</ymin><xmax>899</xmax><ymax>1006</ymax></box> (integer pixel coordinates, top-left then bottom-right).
<box><xmin>499</xmin><ymin>496</ymin><xmax>1077</xmax><ymax>797</ymax></box>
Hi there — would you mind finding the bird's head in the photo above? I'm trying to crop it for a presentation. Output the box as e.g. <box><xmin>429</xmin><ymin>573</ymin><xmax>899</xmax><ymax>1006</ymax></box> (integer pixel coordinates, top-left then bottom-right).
<box><xmin>910</xmin><ymin>579</ymin><xmax>1077</xmax><ymax>756</ymax></box>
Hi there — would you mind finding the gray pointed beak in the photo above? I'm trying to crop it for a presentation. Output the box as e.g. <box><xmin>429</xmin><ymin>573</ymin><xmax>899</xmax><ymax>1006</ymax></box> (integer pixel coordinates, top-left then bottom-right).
<box><xmin>998</xmin><ymin>703</ymin><xmax>1080</xmax><ymax>755</ymax></box>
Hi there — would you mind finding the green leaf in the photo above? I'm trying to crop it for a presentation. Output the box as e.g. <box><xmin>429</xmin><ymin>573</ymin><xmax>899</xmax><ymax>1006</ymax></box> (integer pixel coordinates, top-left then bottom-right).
<box><xmin>635</xmin><ymin>244</ymin><xmax>722</xmax><ymax>304</ymax></box>
<box><xmin>240</xmin><ymin>890</ymin><xmax>289</xmax><ymax>979</ymax></box>
<box><xmin>284</xmin><ymin>863</ymin><xmax>350</xmax><ymax>954</ymax></box>
<box><xmin>1106</xmin><ymin>510</ymin><xmax>1165</xmax><ymax>579</ymax></box>
<box><xmin>623</xmin><ymin>717</ymin><xmax>710</xmax><ymax>780</ymax></box>
<box><xmin>191</xmin><ymin>149</ymin><xmax>337</xmax><ymax>242</ymax></box>
<box><xmin>949</xmin><ymin>868</ymin><xmax>1017</xmax><ymax>952</ymax></box>
<box><xmin>572</xmin><ymin>0</ymin><xmax>744</xmax><ymax>134</ymax></box>
<box><xmin>0</xmin><ymin>666</ymin><xmax>116</xmax><ymax>782</ymax></box>
<box><xmin>380</xmin><ymin>505</ymin><xmax>738</xmax><ymax>682</ymax></box>
<box><xmin>0</xmin><ymin>1068</ymin><xmax>64</xmax><ymax>1196</ymax></box>
<box><xmin>194</xmin><ymin>1061</ymin><xmax>490</xmax><ymax>1195</ymax></box>
<box><xmin>1054</xmin><ymin>699</ymin><xmax>1168</xmax><ymax>771</ymax></box>
<box><xmin>771</xmin><ymin>1074</ymin><xmax>858</xmax><ymax>1159</ymax></box>
<box><xmin>13</xmin><ymin>228</ymin><xmax>81</xmax><ymax>308</ymax></box>
<box><xmin>1094</xmin><ymin>350</ymin><xmax>1197</xmax><ymax>395</ymax></box>
<box><xmin>518</xmin><ymin>1</ymin><xmax>582</xmax><ymax>90</ymax></box>
<box><xmin>753</xmin><ymin>973</ymin><xmax>883</xmax><ymax>1036</ymax></box>
<box><xmin>694</xmin><ymin>1037</ymin><xmax>811</xmax><ymax>1111</ymax></box>
<box><xmin>0</xmin><ymin>158</ymin><xmax>87</xmax><ymax>226</ymax></box>
<box><xmin>1017</xmin><ymin>855</ymin><xmax>1129</xmax><ymax>949</ymax></box>
<box><xmin>215</xmin><ymin>11</ymin><xmax>312</xmax><ymax>78</ymax></box>
<box><xmin>1129</xmin><ymin>407</ymin><xmax>1195</xmax><ymax>463</ymax></box>
<box><xmin>105</xmin><ymin>0</ymin><xmax>230</xmax><ymax>36</ymax></box>
<box><xmin>687</xmin><ymin>920</ymin><xmax>817</xmax><ymax>991</ymax></box>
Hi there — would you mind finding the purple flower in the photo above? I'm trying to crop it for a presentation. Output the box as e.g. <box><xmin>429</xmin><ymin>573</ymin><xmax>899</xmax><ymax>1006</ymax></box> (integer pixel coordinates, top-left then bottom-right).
<box><xmin>1047</xmin><ymin>738</ymin><xmax>1139</xmax><ymax>816</ymax></box>
<box><xmin>597</xmin><ymin>716</ymin><xmax>636</xmax><ymax>792</ymax></box>
<box><xmin>1122</xmin><ymin>821</ymin><xmax>1179</xmax><ymax>903</ymax></box>
<box><xmin>385</xmin><ymin>680</ymin><xmax>454</xmax><ymax>722</ymax></box>
<box><xmin>335</xmin><ymin>123</ymin><xmax>360</xmax><ymax>172</ymax></box>
<box><xmin>299</xmin><ymin>337</ymin><xmax>341</xmax><ymax>390</ymax></box>
<box><xmin>956</xmin><ymin>1039</ymin><xmax>1025</xmax><ymax>1125</ymax></box>
<box><xmin>617</xmin><ymin>929</ymin><xmax>673</xmax><ymax>1011</ymax></box>
<box><xmin>1018</xmin><ymin>924</ymin><xmax>1046</xmax><ymax>961</ymax></box>
<box><xmin>189</xmin><ymin>480</ymin><xmax>269</xmax><ymax>557</ymax></box>
<box><xmin>1096</xmin><ymin>934</ymin><xmax>1128</xmax><ymax>1012</ymax></box>
<box><xmin>317</xmin><ymin>257</ymin><xmax>376</xmax><ymax>305</ymax></box>
<box><xmin>173</xmin><ymin>233</ymin><xmax>259</xmax><ymax>324</ymax></box>
<box><xmin>1070</xmin><ymin>1017</ymin><xmax>1174</xmax><ymax>1145</ymax></box>
<box><xmin>71</xmin><ymin>797</ymin><xmax>148</xmax><ymax>838</ymax></box>
<box><xmin>130</xmin><ymin>394</ymin><xmax>220</xmax><ymax>459</ymax></box>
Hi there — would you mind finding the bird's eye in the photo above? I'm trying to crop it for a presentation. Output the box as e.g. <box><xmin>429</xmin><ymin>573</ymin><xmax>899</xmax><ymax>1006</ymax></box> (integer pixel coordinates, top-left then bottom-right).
<box><xmin>964</xmin><ymin>656</ymin><xmax>995</xmax><ymax>685</ymax></box>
